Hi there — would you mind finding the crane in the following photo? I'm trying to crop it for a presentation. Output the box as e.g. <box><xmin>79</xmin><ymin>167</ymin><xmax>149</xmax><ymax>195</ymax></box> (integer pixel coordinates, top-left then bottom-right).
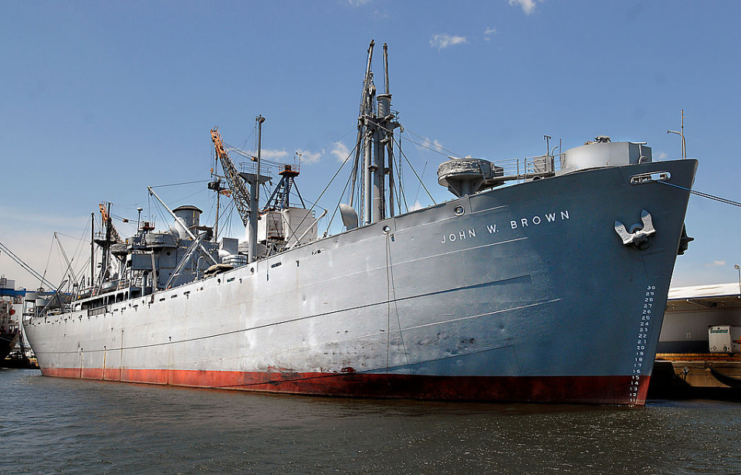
<box><xmin>99</xmin><ymin>202</ymin><xmax>123</xmax><ymax>244</ymax></box>
<box><xmin>210</xmin><ymin>128</ymin><xmax>252</xmax><ymax>227</ymax></box>
<box><xmin>0</xmin><ymin>241</ymin><xmax>57</xmax><ymax>290</ymax></box>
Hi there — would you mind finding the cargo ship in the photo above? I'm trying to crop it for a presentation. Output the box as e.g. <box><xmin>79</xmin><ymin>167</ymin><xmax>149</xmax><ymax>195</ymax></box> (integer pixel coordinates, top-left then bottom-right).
<box><xmin>0</xmin><ymin>277</ymin><xmax>25</xmax><ymax>362</ymax></box>
<box><xmin>24</xmin><ymin>42</ymin><xmax>697</xmax><ymax>405</ymax></box>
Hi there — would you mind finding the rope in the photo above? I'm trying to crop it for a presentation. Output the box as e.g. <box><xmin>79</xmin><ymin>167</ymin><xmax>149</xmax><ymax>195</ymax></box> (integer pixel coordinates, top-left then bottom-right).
<box><xmin>385</xmin><ymin>234</ymin><xmax>408</xmax><ymax>368</ymax></box>
<box><xmin>658</xmin><ymin>181</ymin><xmax>741</xmax><ymax>208</ymax></box>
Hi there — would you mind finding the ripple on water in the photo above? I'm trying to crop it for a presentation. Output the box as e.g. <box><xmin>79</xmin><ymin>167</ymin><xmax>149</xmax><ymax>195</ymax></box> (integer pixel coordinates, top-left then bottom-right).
<box><xmin>2</xmin><ymin>369</ymin><xmax>741</xmax><ymax>474</ymax></box>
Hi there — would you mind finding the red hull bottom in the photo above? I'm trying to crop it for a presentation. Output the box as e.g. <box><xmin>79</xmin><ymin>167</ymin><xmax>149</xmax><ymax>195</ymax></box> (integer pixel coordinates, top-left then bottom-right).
<box><xmin>41</xmin><ymin>367</ymin><xmax>651</xmax><ymax>406</ymax></box>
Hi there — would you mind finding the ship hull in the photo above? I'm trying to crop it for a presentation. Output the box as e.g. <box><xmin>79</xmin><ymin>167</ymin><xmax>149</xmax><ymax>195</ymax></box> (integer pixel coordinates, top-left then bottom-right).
<box><xmin>41</xmin><ymin>367</ymin><xmax>644</xmax><ymax>404</ymax></box>
<box><xmin>0</xmin><ymin>331</ymin><xmax>19</xmax><ymax>361</ymax></box>
<box><xmin>25</xmin><ymin>159</ymin><xmax>697</xmax><ymax>405</ymax></box>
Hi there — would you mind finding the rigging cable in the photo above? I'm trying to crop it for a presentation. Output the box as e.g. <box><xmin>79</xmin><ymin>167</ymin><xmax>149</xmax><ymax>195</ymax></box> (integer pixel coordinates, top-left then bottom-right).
<box><xmin>40</xmin><ymin>236</ymin><xmax>55</xmax><ymax>291</ymax></box>
<box><xmin>377</xmin><ymin>124</ymin><xmax>464</xmax><ymax>159</ymax></box>
<box><xmin>0</xmin><ymin>242</ymin><xmax>56</xmax><ymax>290</ymax></box>
<box><xmin>348</xmin><ymin>120</ymin><xmax>439</xmax><ymax>207</ymax></box>
<box><xmin>237</xmin><ymin>126</ymin><xmax>256</xmax><ymax>155</ymax></box>
<box><xmin>72</xmin><ymin>222</ymin><xmax>91</xmax><ymax>287</ymax></box>
<box><xmin>396</xmin><ymin>131</ymin><xmax>408</xmax><ymax>214</ymax></box>
<box><xmin>298</xmin><ymin>141</ymin><xmax>354</xmax><ymax>235</ymax></box>
<box><xmin>401</xmin><ymin>128</ymin><xmax>462</xmax><ymax>158</ymax></box>
<box><xmin>325</xmin><ymin>157</ymin><xmax>358</xmax><ymax>233</ymax></box>
<box><xmin>53</xmin><ymin>233</ymin><xmax>73</xmax><ymax>292</ymax></box>
<box><xmin>149</xmin><ymin>179</ymin><xmax>211</xmax><ymax>189</ymax></box>
<box><xmin>221</xmin><ymin>199</ymin><xmax>236</xmax><ymax>238</ymax></box>
<box><xmin>393</xmin><ymin>135</ymin><xmax>436</xmax><ymax>205</ymax></box>
<box><xmin>322</xmin><ymin>141</ymin><xmax>361</xmax><ymax>234</ymax></box>
<box><xmin>149</xmin><ymin>195</ymin><xmax>171</xmax><ymax>234</ymax></box>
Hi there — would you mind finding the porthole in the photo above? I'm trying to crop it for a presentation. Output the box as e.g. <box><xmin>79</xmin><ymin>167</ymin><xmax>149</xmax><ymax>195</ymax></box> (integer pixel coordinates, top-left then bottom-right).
<box><xmin>454</xmin><ymin>205</ymin><xmax>465</xmax><ymax>216</ymax></box>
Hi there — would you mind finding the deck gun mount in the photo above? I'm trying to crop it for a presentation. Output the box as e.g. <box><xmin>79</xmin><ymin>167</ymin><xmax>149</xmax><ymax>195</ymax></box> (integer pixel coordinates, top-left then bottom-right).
<box><xmin>437</xmin><ymin>158</ymin><xmax>504</xmax><ymax>197</ymax></box>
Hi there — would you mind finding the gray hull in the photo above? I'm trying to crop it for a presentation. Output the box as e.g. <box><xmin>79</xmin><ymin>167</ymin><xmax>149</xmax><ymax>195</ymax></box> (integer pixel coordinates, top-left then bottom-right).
<box><xmin>25</xmin><ymin>159</ymin><xmax>697</xmax><ymax>405</ymax></box>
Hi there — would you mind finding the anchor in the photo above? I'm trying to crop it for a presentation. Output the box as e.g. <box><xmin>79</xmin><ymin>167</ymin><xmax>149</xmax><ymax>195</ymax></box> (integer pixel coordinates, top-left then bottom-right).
<box><xmin>614</xmin><ymin>210</ymin><xmax>655</xmax><ymax>249</ymax></box>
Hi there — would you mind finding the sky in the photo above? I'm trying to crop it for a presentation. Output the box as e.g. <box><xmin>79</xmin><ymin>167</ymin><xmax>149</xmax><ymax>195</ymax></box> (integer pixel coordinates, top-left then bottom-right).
<box><xmin>1</xmin><ymin>0</ymin><xmax>740</xmax><ymax>291</ymax></box>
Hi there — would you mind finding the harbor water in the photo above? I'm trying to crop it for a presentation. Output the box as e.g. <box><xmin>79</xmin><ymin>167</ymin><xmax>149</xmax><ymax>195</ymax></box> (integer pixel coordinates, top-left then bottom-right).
<box><xmin>2</xmin><ymin>368</ymin><xmax>740</xmax><ymax>474</ymax></box>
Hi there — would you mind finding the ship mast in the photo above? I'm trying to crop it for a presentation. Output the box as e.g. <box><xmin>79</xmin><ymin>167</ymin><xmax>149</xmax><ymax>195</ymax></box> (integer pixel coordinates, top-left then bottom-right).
<box><xmin>90</xmin><ymin>212</ymin><xmax>94</xmax><ymax>288</ymax></box>
<box><xmin>247</xmin><ymin>115</ymin><xmax>265</xmax><ymax>263</ymax></box>
<box><xmin>383</xmin><ymin>43</ymin><xmax>395</xmax><ymax>218</ymax></box>
<box><xmin>355</xmin><ymin>40</ymin><xmax>400</xmax><ymax>226</ymax></box>
<box><xmin>358</xmin><ymin>40</ymin><xmax>375</xmax><ymax>225</ymax></box>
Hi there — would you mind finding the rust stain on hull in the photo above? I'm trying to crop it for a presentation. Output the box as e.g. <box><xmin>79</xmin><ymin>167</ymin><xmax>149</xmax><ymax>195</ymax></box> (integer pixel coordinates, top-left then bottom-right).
<box><xmin>43</xmin><ymin>367</ymin><xmax>651</xmax><ymax>406</ymax></box>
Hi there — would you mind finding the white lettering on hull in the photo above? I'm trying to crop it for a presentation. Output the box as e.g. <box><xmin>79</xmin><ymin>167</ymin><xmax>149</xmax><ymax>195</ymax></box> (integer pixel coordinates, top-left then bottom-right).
<box><xmin>441</xmin><ymin>209</ymin><xmax>571</xmax><ymax>244</ymax></box>
<box><xmin>441</xmin><ymin>228</ymin><xmax>477</xmax><ymax>244</ymax></box>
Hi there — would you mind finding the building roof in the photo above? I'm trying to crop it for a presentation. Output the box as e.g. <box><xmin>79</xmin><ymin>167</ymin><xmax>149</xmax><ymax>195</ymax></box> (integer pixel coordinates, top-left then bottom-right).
<box><xmin>669</xmin><ymin>283</ymin><xmax>741</xmax><ymax>300</ymax></box>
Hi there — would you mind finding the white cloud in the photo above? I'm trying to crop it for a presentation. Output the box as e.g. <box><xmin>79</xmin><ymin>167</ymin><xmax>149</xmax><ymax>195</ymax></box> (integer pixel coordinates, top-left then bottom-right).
<box><xmin>419</xmin><ymin>137</ymin><xmax>444</xmax><ymax>152</ymax></box>
<box><xmin>509</xmin><ymin>0</ymin><xmax>543</xmax><ymax>15</ymax></box>
<box><xmin>410</xmin><ymin>200</ymin><xmax>424</xmax><ymax>211</ymax></box>
<box><xmin>297</xmin><ymin>149</ymin><xmax>323</xmax><ymax>165</ymax></box>
<box><xmin>657</xmin><ymin>151</ymin><xmax>668</xmax><ymax>160</ymax></box>
<box><xmin>261</xmin><ymin>149</ymin><xmax>290</xmax><ymax>160</ymax></box>
<box><xmin>330</xmin><ymin>142</ymin><xmax>352</xmax><ymax>163</ymax></box>
<box><xmin>348</xmin><ymin>0</ymin><xmax>371</xmax><ymax>5</ymax></box>
<box><xmin>430</xmin><ymin>34</ymin><xmax>468</xmax><ymax>51</ymax></box>
<box><xmin>484</xmin><ymin>27</ymin><xmax>497</xmax><ymax>35</ymax></box>
<box><xmin>705</xmin><ymin>260</ymin><xmax>727</xmax><ymax>268</ymax></box>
